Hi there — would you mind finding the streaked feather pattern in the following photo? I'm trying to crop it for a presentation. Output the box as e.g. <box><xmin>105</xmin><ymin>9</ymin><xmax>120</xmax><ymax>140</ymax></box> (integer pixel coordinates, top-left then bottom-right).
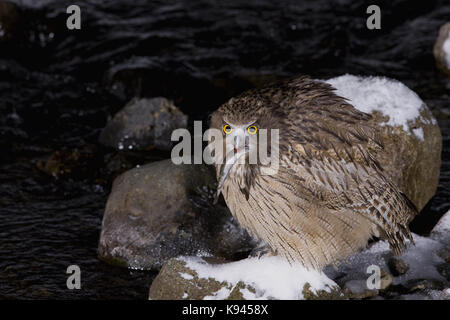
<box><xmin>210</xmin><ymin>76</ymin><xmax>417</xmax><ymax>270</ymax></box>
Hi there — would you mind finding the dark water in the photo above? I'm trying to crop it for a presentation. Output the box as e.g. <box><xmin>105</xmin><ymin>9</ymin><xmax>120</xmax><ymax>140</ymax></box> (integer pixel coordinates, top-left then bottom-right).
<box><xmin>0</xmin><ymin>0</ymin><xmax>449</xmax><ymax>299</ymax></box>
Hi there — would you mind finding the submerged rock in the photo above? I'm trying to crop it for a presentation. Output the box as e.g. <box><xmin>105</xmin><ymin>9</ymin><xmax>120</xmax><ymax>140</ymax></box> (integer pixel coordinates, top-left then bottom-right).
<box><xmin>0</xmin><ymin>1</ymin><xmax>20</xmax><ymax>40</ymax></box>
<box><xmin>149</xmin><ymin>256</ymin><xmax>343</xmax><ymax>300</ymax></box>
<box><xmin>98</xmin><ymin>159</ymin><xmax>255</xmax><ymax>270</ymax></box>
<box><xmin>36</xmin><ymin>145</ymin><xmax>101</xmax><ymax>179</ymax></box>
<box><xmin>326</xmin><ymin>75</ymin><xmax>442</xmax><ymax>211</ymax></box>
<box><xmin>433</xmin><ymin>22</ymin><xmax>450</xmax><ymax>76</ymax></box>
<box><xmin>99</xmin><ymin>97</ymin><xmax>188</xmax><ymax>151</ymax></box>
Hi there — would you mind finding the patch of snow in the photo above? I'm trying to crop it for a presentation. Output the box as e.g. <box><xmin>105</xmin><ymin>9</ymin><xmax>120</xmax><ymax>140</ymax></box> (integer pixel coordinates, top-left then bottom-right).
<box><xmin>204</xmin><ymin>287</ymin><xmax>232</xmax><ymax>300</ymax></box>
<box><xmin>412</xmin><ymin>128</ymin><xmax>424</xmax><ymax>141</ymax></box>
<box><xmin>444</xmin><ymin>30</ymin><xmax>450</xmax><ymax>69</ymax></box>
<box><xmin>179</xmin><ymin>272</ymin><xmax>194</xmax><ymax>280</ymax></box>
<box><xmin>180</xmin><ymin>255</ymin><xmax>337</xmax><ymax>300</ymax></box>
<box><xmin>325</xmin><ymin>75</ymin><xmax>427</xmax><ymax>133</ymax></box>
<box><xmin>182</xmin><ymin>292</ymin><xmax>188</xmax><ymax>299</ymax></box>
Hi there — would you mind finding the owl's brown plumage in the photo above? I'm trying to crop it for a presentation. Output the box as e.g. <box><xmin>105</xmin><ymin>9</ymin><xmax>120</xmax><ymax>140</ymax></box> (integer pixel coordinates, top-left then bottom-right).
<box><xmin>210</xmin><ymin>76</ymin><xmax>417</xmax><ymax>270</ymax></box>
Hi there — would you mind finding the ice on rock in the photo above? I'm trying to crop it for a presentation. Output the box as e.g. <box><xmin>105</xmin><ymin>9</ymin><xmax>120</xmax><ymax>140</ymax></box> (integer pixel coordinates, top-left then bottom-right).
<box><xmin>180</xmin><ymin>255</ymin><xmax>338</xmax><ymax>300</ymax></box>
<box><xmin>325</xmin><ymin>75</ymin><xmax>427</xmax><ymax>139</ymax></box>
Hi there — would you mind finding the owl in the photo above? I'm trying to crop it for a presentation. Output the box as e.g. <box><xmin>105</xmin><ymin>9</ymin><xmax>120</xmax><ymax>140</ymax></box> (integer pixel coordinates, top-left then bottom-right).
<box><xmin>209</xmin><ymin>76</ymin><xmax>417</xmax><ymax>270</ymax></box>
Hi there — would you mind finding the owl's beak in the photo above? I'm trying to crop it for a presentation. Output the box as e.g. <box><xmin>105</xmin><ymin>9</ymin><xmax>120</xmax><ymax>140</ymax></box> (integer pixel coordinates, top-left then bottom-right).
<box><xmin>213</xmin><ymin>145</ymin><xmax>249</xmax><ymax>204</ymax></box>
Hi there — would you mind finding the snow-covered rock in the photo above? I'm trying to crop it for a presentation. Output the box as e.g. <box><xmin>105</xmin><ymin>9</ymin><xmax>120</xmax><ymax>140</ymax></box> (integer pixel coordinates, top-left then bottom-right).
<box><xmin>433</xmin><ymin>22</ymin><xmax>450</xmax><ymax>75</ymax></box>
<box><xmin>325</xmin><ymin>75</ymin><xmax>442</xmax><ymax>211</ymax></box>
<box><xmin>149</xmin><ymin>256</ymin><xmax>343</xmax><ymax>300</ymax></box>
<box><xmin>149</xmin><ymin>228</ymin><xmax>450</xmax><ymax>300</ymax></box>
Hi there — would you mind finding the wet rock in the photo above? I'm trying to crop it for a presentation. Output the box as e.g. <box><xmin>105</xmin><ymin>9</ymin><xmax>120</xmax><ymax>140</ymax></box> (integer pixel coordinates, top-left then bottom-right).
<box><xmin>149</xmin><ymin>256</ymin><xmax>343</xmax><ymax>300</ymax></box>
<box><xmin>379</xmin><ymin>270</ymin><xmax>393</xmax><ymax>290</ymax></box>
<box><xmin>0</xmin><ymin>0</ymin><xmax>20</xmax><ymax>40</ymax></box>
<box><xmin>406</xmin><ymin>279</ymin><xmax>447</xmax><ymax>293</ymax></box>
<box><xmin>397</xmin><ymin>293</ymin><xmax>431</xmax><ymax>300</ymax></box>
<box><xmin>433</xmin><ymin>22</ymin><xmax>450</xmax><ymax>76</ymax></box>
<box><xmin>99</xmin><ymin>97</ymin><xmax>188</xmax><ymax>151</ymax></box>
<box><xmin>343</xmin><ymin>280</ymin><xmax>378</xmax><ymax>299</ymax></box>
<box><xmin>388</xmin><ymin>257</ymin><xmax>409</xmax><ymax>276</ymax></box>
<box><xmin>98</xmin><ymin>159</ymin><xmax>255</xmax><ymax>270</ymax></box>
<box><xmin>36</xmin><ymin>145</ymin><xmax>101</xmax><ymax>179</ymax></box>
<box><xmin>436</xmin><ymin>263</ymin><xmax>450</xmax><ymax>282</ymax></box>
<box><xmin>327</xmin><ymin>75</ymin><xmax>442</xmax><ymax>211</ymax></box>
<box><xmin>437</xmin><ymin>248</ymin><xmax>450</xmax><ymax>264</ymax></box>
<box><xmin>430</xmin><ymin>209</ymin><xmax>450</xmax><ymax>244</ymax></box>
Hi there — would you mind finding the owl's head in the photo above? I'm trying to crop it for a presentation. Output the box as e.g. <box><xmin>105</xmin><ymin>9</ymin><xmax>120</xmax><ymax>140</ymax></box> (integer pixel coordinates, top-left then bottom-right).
<box><xmin>209</xmin><ymin>94</ymin><xmax>283</xmax><ymax>202</ymax></box>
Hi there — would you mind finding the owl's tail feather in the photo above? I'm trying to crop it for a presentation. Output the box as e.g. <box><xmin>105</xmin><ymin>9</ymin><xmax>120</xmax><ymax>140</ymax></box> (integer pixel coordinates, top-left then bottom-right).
<box><xmin>386</xmin><ymin>223</ymin><xmax>414</xmax><ymax>256</ymax></box>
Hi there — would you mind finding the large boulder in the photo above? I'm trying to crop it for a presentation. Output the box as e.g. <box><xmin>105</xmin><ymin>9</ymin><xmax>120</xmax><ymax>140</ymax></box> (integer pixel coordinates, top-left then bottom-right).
<box><xmin>433</xmin><ymin>22</ymin><xmax>450</xmax><ymax>76</ymax></box>
<box><xmin>99</xmin><ymin>97</ymin><xmax>188</xmax><ymax>151</ymax></box>
<box><xmin>149</xmin><ymin>256</ymin><xmax>343</xmax><ymax>300</ymax></box>
<box><xmin>326</xmin><ymin>75</ymin><xmax>442</xmax><ymax>211</ymax></box>
<box><xmin>98</xmin><ymin>160</ymin><xmax>255</xmax><ymax>270</ymax></box>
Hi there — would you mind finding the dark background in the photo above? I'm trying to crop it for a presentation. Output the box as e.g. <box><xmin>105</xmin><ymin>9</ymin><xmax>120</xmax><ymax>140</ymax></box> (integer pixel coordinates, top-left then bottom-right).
<box><xmin>0</xmin><ymin>0</ymin><xmax>449</xmax><ymax>299</ymax></box>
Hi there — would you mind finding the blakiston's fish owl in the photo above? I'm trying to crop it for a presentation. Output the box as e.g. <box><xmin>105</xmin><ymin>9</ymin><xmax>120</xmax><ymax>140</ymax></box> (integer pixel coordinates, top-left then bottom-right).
<box><xmin>210</xmin><ymin>76</ymin><xmax>417</xmax><ymax>270</ymax></box>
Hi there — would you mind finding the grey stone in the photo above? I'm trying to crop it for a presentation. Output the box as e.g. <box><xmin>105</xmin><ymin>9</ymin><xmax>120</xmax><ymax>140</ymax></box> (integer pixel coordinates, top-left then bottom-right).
<box><xmin>99</xmin><ymin>97</ymin><xmax>188</xmax><ymax>151</ymax></box>
<box><xmin>388</xmin><ymin>257</ymin><xmax>409</xmax><ymax>276</ymax></box>
<box><xmin>0</xmin><ymin>1</ymin><xmax>19</xmax><ymax>40</ymax></box>
<box><xmin>433</xmin><ymin>22</ymin><xmax>450</xmax><ymax>76</ymax></box>
<box><xmin>343</xmin><ymin>280</ymin><xmax>378</xmax><ymax>299</ymax></box>
<box><xmin>98</xmin><ymin>159</ymin><xmax>255</xmax><ymax>270</ymax></box>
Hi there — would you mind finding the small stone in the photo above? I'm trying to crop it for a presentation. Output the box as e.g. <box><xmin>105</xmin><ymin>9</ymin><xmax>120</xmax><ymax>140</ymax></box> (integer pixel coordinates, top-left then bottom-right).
<box><xmin>0</xmin><ymin>1</ymin><xmax>20</xmax><ymax>40</ymax></box>
<box><xmin>388</xmin><ymin>257</ymin><xmax>409</xmax><ymax>276</ymax></box>
<box><xmin>436</xmin><ymin>263</ymin><xmax>450</xmax><ymax>282</ymax></box>
<box><xmin>433</xmin><ymin>22</ymin><xmax>450</xmax><ymax>76</ymax></box>
<box><xmin>379</xmin><ymin>270</ymin><xmax>393</xmax><ymax>290</ymax></box>
<box><xmin>343</xmin><ymin>280</ymin><xmax>378</xmax><ymax>299</ymax></box>
<box><xmin>99</xmin><ymin>97</ymin><xmax>188</xmax><ymax>151</ymax></box>
<box><xmin>406</xmin><ymin>279</ymin><xmax>447</xmax><ymax>293</ymax></box>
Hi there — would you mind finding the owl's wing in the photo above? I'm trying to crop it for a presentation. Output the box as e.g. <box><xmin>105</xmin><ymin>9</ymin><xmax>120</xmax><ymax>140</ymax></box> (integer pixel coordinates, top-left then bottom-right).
<box><xmin>276</xmin><ymin>137</ymin><xmax>416</xmax><ymax>257</ymax></box>
<box><xmin>268</xmin><ymin>78</ymin><xmax>417</xmax><ymax>253</ymax></box>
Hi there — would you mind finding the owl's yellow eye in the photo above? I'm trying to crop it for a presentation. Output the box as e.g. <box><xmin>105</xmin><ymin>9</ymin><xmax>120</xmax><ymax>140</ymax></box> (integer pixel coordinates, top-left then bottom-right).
<box><xmin>223</xmin><ymin>124</ymin><xmax>233</xmax><ymax>134</ymax></box>
<box><xmin>247</xmin><ymin>125</ymin><xmax>258</xmax><ymax>135</ymax></box>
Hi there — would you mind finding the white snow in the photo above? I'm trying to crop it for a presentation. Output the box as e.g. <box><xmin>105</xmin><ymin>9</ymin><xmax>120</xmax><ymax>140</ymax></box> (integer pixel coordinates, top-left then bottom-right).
<box><xmin>180</xmin><ymin>255</ymin><xmax>338</xmax><ymax>300</ymax></box>
<box><xmin>443</xmin><ymin>30</ymin><xmax>450</xmax><ymax>69</ymax></box>
<box><xmin>325</xmin><ymin>75</ymin><xmax>428</xmax><ymax>139</ymax></box>
<box><xmin>204</xmin><ymin>287</ymin><xmax>233</xmax><ymax>300</ymax></box>
<box><xmin>179</xmin><ymin>272</ymin><xmax>194</xmax><ymax>280</ymax></box>
<box><xmin>412</xmin><ymin>128</ymin><xmax>424</xmax><ymax>141</ymax></box>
